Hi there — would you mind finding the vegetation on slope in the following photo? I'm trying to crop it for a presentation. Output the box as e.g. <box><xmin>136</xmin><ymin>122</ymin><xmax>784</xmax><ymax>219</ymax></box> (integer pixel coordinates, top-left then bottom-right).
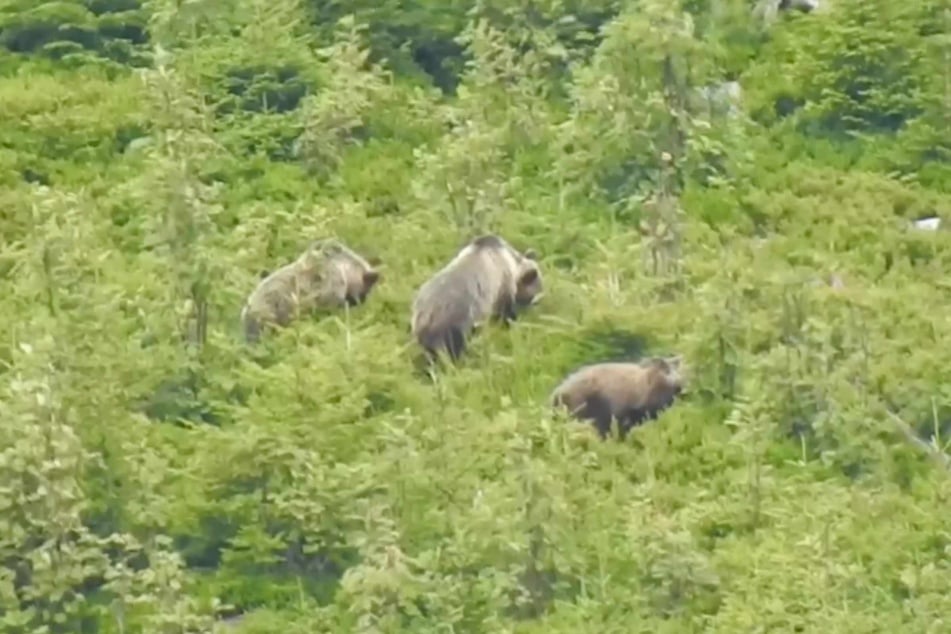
<box><xmin>2</xmin><ymin>0</ymin><xmax>951</xmax><ymax>632</ymax></box>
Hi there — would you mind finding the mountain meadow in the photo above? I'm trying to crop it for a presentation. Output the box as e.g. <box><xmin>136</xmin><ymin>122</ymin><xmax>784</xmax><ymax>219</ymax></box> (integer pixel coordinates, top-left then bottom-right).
<box><xmin>2</xmin><ymin>0</ymin><xmax>951</xmax><ymax>632</ymax></box>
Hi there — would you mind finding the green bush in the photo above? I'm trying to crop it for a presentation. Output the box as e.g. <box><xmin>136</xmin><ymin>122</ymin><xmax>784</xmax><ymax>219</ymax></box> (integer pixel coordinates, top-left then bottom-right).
<box><xmin>2</xmin><ymin>0</ymin><xmax>951</xmax><ymax>631</ymax></box>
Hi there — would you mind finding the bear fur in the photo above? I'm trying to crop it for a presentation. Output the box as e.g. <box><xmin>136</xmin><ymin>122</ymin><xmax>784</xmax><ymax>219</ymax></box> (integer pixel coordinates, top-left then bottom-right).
<box><xmin>410</xmin><ymin>234</ymin><xmax>543</xmax><ymax>361</ymax></box>
<box><xmin>551</xmin><ymin>356</ymin><xmax>685</xmax><ymax>439</ymax></box>
<box><xmin>241</xmin><ymin>238</ymin><xmax>380</xmax><ymax>343</ymax></box>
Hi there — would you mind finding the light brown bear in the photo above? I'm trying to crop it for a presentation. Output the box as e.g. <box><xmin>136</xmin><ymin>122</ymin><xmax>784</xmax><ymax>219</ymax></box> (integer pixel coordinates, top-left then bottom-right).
<box><xmin>410</xmin><ymin>234</ymin><xmax>543</xmax><ymax>361</ymax></box>
<box><xmin>241</xmin><ymin>238</ymin><xmax>380</xmax><ymax>343</ymax></box>
<box><xmin>551</xmin><ymin>356</ymin><xmax>685</xmax><ymax>439</ymax></box>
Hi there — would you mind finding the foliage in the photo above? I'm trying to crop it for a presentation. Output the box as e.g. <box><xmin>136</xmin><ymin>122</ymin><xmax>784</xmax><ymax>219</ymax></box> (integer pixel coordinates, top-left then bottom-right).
<box><xmin>3</xmin><ymin>0</ymin><xmax>951</xmax><ymax>631</ymax></box>
<box><xmin>0</xmin><ymin>0</ymin><xmax>149</xmax><ymax>68</ymax></box>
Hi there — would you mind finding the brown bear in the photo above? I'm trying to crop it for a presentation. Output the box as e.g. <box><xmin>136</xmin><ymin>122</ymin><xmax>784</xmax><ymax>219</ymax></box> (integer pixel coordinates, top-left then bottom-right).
<box><xmin>240</xmin><ymin>238</ymin><xmax>381</xmax><ymax>343</ymax></box>
<box><xmin>550</xmin><ymin>356</ymin><xmax>685</xmax><ymax>439</ymax></box>
<box><xmin>410</xmin><ymin>234</ymin><xmax>543</xmax><ymax>361</ymax></box>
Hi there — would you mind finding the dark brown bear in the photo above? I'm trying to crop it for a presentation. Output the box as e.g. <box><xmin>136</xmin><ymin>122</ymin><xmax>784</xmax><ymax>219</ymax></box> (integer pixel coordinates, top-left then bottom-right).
<box><xmin>550</xmin><ymin>356</ymin><xmax>685</xmax><ymax>439</ymax></box>
<box><xmin>410</xmin><ymin>234</ymin><xmax>543</xmax><ymax>361</ymax></box>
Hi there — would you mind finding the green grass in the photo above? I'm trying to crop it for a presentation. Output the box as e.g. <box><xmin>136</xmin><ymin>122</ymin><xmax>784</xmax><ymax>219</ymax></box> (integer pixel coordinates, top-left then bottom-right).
<box><xmin>2</xmin><ymin>0</ymin><xmax>951</xmax><ymax>631</ymax></box>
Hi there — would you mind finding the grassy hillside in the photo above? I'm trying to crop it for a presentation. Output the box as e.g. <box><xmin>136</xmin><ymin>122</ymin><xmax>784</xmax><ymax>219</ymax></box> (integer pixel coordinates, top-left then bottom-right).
<box><xmin>2</xmin><ymin>0</ymin><xmax>951</xmax><ymax>632</ymax></box>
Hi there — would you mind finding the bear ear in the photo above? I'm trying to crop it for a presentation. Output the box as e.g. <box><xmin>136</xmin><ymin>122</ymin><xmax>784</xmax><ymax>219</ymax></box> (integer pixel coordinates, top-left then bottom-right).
<box><xmin>363</xmin><ymin>270</ymin><xmax>381</xmax><ymax>287</ymax></box>
<box><xmin>523</xmin><ymin>248</ymin><xmax>538</xmax><ymax>261</ymax></box>
<box><xmin>518</xmin><ymin>266</ymin><xmax>539</xmax><ymax>286</ymax></box>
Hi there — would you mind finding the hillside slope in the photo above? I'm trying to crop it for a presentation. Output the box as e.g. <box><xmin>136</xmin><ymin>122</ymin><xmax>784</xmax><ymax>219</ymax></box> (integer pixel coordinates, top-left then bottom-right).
<box><xmin>2</xmin><ymin>0</ymin><xmax>951</xmax><ymax>632</ymax></box>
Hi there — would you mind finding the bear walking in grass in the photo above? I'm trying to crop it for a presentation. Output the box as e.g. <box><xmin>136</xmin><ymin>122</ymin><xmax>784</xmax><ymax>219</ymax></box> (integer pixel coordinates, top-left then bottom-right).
<box><xmin>240</xmin><ymin>238</ymin><xmax>381</xmax><ymax>343</ymax></box>
<box><xmin>410</xmin><ymin>234</ymin><xmax>544</xmax><ymax>362</ymax></box>
<box><xmin>551</xmin><ymin>356</ymin><xmax>685</xmax><ymax>439</ymax></box>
